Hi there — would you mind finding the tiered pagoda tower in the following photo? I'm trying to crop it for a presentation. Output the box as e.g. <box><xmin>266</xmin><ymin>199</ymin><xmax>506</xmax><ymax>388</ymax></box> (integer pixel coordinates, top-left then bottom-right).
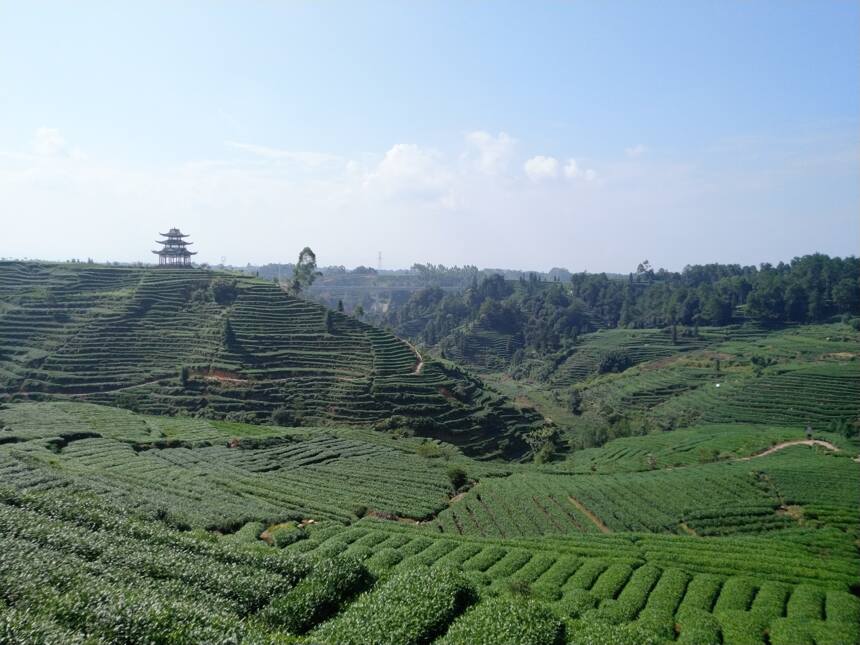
<box><xmin>153</xmin><ymin>228</ymin><xmax>197</xmax><ymax>266</ymax></box>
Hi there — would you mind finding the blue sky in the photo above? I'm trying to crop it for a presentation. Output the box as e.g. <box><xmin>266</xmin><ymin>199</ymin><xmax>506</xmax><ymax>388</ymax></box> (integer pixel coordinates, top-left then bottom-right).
<box><xmin>1</xmin><ymin>1</ymin><xmax>857</xmax><ymax>270</ymax></box>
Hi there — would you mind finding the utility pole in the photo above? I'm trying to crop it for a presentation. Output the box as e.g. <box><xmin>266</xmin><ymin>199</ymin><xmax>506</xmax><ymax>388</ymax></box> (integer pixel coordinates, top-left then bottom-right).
<box><xmin>378</xmin><ymin>251</ymin><xmax>382</xmax><ymax>271</ymax></box>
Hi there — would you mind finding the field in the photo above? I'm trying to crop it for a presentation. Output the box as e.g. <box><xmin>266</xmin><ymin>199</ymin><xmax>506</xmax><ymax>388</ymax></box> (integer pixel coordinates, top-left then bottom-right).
<box><xmin>0</xmin><ymin>262</ymin><xmax>858</xmax><ymax>645</ymax></box>
<box><xmin>0</xmin><ymin>262</ymin><xmax>539</xmax><ymax>458</ymax></box>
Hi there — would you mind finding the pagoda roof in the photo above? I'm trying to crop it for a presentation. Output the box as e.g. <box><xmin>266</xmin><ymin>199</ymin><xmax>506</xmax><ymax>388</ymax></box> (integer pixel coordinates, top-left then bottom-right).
<box><xmin>152</xmin><ymin>248</ymin><xmax>197</xmax><ymax>256</ymax></box>
<box><xmin>159</xmin><ymin>229</ymin><xmax>190</xmax><ymax>237</ymax></box>
<box><xmin>155</xmin><ymin>239</ymin><xmax>193</xmax><ymax>246</ymax></box>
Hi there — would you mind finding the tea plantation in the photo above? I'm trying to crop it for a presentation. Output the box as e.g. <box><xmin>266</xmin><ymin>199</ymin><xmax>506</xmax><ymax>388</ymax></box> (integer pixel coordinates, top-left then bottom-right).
<box><xmin>0</xmin><ymin>262</ymin><xmax>539</xmax><ymax>458</ymax></box>
<box><xmin>0</xmin><ymin>261</ymin><xmax>858</xmax><ymax>645</ymax></box>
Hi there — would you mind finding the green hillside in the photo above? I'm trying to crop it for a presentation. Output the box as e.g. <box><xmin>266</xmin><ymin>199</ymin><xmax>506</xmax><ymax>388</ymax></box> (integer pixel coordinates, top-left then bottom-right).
<box><xmin>0</xmin><ymin>262</ymin><xmax>540</xmax><ymax>458</ymax></box>
<box><xmin>1</xmin><ymin>401</ymin><xmax>858</xmax><ymax>645</ymax></box>
<box><xmin>1</xmin><ymin>261</ymin><xmax>858</xmax><ymax>645</ymax></box>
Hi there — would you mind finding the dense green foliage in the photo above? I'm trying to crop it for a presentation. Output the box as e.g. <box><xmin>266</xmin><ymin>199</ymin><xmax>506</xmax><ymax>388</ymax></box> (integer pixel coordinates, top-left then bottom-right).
<box><xmin>0</xmin><ymin>261</ymin><xmax>540</xmax><ymax>458</ymax></box>
<box><xmin>383</xmin><ymin>254</ymin><xmax>859</xmax><ymax>374</ymax></box>
<box><xmin>0</xmin><ymin>259</ymin><xmax>858</xmax><ymax>645</ymax></box>
<box><xmin>311</xmin><ymin>566</ymin><xmax>476</xmax><ymax>645</ymax></box>
<box><xmin>0</xmin><ymin>402</ymin><xmax>466</xmax><ymax>528</ymax></box>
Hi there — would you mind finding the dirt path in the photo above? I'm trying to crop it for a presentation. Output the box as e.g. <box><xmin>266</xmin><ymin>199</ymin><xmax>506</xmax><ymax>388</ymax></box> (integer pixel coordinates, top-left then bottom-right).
<box><xmin>738</xmin><ymin>439</ymin><xmax>840</xmax><ymax>461</ymax></box>
<box><xmin>402</xmin><ymin>338</ymin><xmax>424</xmax><ymax>375</ymax></box>
<box><xmin>568</xmin><ymin>496</ymin><xmax>611</xmax><ymax>534</ymax></box>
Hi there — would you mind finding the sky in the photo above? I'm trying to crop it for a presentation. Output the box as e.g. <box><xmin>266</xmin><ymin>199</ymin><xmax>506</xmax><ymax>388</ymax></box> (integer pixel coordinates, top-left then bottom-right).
<box><xmin>0</xmin><ymin>1</ymin><xmax>858</xmax><ymax>272</ymax></box>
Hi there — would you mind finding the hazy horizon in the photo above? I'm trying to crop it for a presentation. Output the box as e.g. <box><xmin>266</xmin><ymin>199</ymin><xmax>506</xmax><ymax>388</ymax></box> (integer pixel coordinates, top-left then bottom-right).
<box><xmin>1</xmin><ymin>2</ymin><xmax>858</xmax><ymax>271</ymax></box>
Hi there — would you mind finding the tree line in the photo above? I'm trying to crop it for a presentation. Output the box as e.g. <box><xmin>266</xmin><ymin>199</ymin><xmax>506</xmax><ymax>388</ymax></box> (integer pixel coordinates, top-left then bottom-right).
<box><xmin>385</xmin><ymin>254</ymin><xmax>860</xmax><ymax>353</ymax></box>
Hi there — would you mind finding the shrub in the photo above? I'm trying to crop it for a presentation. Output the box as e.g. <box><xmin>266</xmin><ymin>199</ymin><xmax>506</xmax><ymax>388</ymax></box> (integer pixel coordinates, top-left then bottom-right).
<box><xmin>597</xmin><ymin>350</ymin><xmax>633</xmax><ymax>374</ymax></box>
<box><xmin>260</xmin><ymin>556</ymin><xmax>370</xmax><ymax>634</ymax></box>
<box><xmin>271</xmin><ymin>407</ymin><xmax>294</xmax><ymax>427</ymax></box>
<box><xmin>311</xmin><ymin>565</ymin><xmax>476</xmax><ymax>645</ymax></box>
<box><xmin>768</xmin><ymin>618</ymin><xmax>814</xmax><ymax>645</ymax></box>
<box><xmin>210</xmin><ymin>278</ymin><xmax>238</xmax><ymax>305</ymax></box>
<box><xmin>446</xmin><ymin>466</ymin><xmax>468</xmax><ymax>491</ymax></box>
<box><xmin>566</xmin><ymin>619</ymin><xmax>661</xmax><ymax>645</ymax></box>
<box><xmin>714</xmin><ymin>609</ymin><xmax>768</xmax><ymax>645</ymax></box>
<box><xmin>676</xmin><ymin>609</ymin><xmax>721</xmax><ymax>645</ymax></box>
<box><xmin>557</xmin><ymin>589</ymin><xmax>597</xmax><ymax>618</ymax></box>
<box><xmin>270</xmin><ymin>524</ymin><xmax>307</xmax><ymax>549</ymax></box>
<box><xmin>437</xmin><ymin>596</ymin><xmax>563</xmax><ymax>645</ymax></box>
<box><xmin>365</xmin><ymin>548</ymin><xmax>403</xmax><ymax>575</ymax></box>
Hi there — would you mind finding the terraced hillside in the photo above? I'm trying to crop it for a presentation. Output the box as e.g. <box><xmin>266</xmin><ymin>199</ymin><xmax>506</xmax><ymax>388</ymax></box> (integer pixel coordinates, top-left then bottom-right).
<box><xmin>564</xmin><ymin>323</ymin><xmax>860</xmax><ymax>434</ymax></box>
<box><xmin>442</xmin><ymin>321</ymin><xmax>525</xmax><ymax>371</ymax></box>
<box><xmin>0</xmin><ymin>262</ymin><xmax>540</xmax><ymax>458</ymax></box>
<box><xmin>433</xmin><ymin>444</ymin><xmax>858</xmax><ymax>539</ymax></box>
<box><xmin>0</xmin><ymin>401</ymin><xmax>474</xmax><ymax>528</ymax></box>
<box><xmin>2</xmin><ymin>479</ymin><xmax>857</xmax><ymax>645</ymax></box>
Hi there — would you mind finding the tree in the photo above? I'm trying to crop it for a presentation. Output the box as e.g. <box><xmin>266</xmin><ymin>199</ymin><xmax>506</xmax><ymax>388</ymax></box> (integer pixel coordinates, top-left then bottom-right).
<box><xmin>290</xmin><ymin>247</ymin><xmax>321</xmax><ymax>295</ymax></box>
<box><xmin>353</xmin><ymin>304</ymin><xmax>365</xmax><ymax>319</ymax></box>
<box><xmin>337</xmin><ymin>299</ymin><xmax>344</xmax><ymax>312</ymax></box>
<box><xmin>446</xmin><ymin>466</ymin><xmax>468</xmax><ymax>491</ymax></box>
<box><xmin>221</xmin><ymin>318</ymin><xmax>236</xmax><ymax>348</ymax></box>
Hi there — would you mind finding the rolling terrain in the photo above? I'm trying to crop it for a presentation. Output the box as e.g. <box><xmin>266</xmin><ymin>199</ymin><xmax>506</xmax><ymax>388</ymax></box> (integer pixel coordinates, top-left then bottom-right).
<box><xmin>0</xmin><ymin>260</ymin><xmax>858</xmax><ymax>645</ymax></box>
<box><xmin>0</xmin><ymin>262</ymin><xmax>540</xmax><ymax>459</ymax></box>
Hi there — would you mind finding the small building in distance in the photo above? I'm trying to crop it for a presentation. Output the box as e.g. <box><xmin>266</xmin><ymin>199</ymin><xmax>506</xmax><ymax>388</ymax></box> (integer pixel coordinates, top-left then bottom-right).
<box><xmin>153</xmin><ymin>228</ymin><xmax>197</xmax><ymax>267</ymax></box>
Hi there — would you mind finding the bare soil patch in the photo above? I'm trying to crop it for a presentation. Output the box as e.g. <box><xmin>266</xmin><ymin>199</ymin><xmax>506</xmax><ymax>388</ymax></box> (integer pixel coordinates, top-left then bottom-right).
<box><xmin>568</xmin><ymin>495</ymin><xmax>611</xmax><ymax>534</ymax></box>
<box><xmin>738</xmin><ymin>439</ymin><xmax>840</xmax><ymax>461</ymax></box>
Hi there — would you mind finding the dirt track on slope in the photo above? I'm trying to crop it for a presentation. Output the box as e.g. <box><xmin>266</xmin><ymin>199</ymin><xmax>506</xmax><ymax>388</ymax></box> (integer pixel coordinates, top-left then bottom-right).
<box><xmin>402</xmin><ymin>339</ymin><xmax>424</xmax><ymax>375</ymax></box>
<box><xmin>568</xmin><ymin>496</ymin><xmax>611</xmax><ymax>534</ymax></box>
<box><xmin>738</xmin><ymin>439</ymin><xmax>840</xmax><ymax>461</ymax></box>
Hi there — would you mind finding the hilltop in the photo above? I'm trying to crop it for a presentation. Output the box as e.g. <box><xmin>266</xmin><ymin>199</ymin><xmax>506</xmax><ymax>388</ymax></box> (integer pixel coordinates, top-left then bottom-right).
<box><xmin>0</xmin><ymin>261</ymin><xmax>541</xmax><ymax>459</ymax></box>
<box><xmin>0</xmin><ymin>259</ymin><xmax>858</xmax><ymax>645</ymax></box>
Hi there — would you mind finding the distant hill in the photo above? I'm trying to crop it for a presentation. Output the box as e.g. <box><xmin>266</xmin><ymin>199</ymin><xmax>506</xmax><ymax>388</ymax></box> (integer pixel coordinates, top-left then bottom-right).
<box><xmin>383</xmin><ymin>254</ymin><xmax>860</xmax><ymax>377</ymax></box>
<box><xmin>0</xmin><ymin>262</ymin><xmax>542</xmax><ymax>459</ymax></box>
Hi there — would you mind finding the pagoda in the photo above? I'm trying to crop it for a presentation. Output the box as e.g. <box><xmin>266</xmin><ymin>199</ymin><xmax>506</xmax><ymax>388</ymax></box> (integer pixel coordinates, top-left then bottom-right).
<box><xmin>153</xmin><ymin>227</ymin><xmax>197</xmax><ymax>266</ymax></box>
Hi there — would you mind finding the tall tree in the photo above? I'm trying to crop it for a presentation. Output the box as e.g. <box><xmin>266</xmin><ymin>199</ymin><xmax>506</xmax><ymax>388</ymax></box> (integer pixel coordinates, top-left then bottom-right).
<box><xmin>290</xmin><ymin>247</ymin><xmax>321</xmax><ymax>295</ymax></box>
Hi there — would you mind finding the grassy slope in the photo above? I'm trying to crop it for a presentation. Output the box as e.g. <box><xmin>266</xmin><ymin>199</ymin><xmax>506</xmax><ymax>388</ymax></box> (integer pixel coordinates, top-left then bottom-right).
<box><xmin>1</xmin><ymin>472</ymin><xmax>857</xmax><ymax>645</ymax></box>
<box><xmin>0</xmin><ymin>261</ymin><xmax>540</xmax><ymax>458</ymax></box>
<box><xmin>2</xmin><ymin>263</ymin><xmax>859</xmax><ymax>644</ymax></box>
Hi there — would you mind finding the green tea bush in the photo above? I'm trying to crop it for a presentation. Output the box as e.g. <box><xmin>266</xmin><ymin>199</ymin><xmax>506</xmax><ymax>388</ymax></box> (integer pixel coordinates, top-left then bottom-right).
<box><xmin>365</xmin><ymin>547</ymin><xmax>403</xmax><ymax>575</ymax></box>
<box><xmin>715</xmin><ymin>609</ymin><xmax>768</xmax><ymax>645</ymax></box>
<box><xmin>260</xmin><ymin>555</ymin><xmax>370</xmax><ymax>634</ymax></box>
<box><xmin>558</xmin><ymin>589</ymin><xmax>597</xmax><ymax>618</ymax></box>
<box><xmin>825</xmin><ymin>590</ymin><xmax>860</xmax><ymax>624</ymax></box>
<box><xmin>786</xmin><ymin>584</ymin><xmax>825</xmax><ymax>620</ymax></box>
<box><xmin>676</xmin><ymin>609</ymin><xmax>721</xmax><ymax>645</ymax></box>
<box><xmin>271</xmin><ymin>524</ymin><xmax>307</xmax><ymax>549</ymax></box>
<box><xmin>311</xmin><ymin>565</ymin><xmax>476</xmax><ymax>645</ymax></box>
<box><xmin>589</xmin><ymin>564</ymin><xmax>661</xmax><ymax>624</ymax></box>
<box><xmin>813</xmin><ymin>621</ymin><xmax>860</xmax><ymax>645</ymax></box>
<box><xmin>566</xmin><ymin>619</ymin><xmax>661</xmax><ymax>645</ymax></box>
<box><xmin>768</xmin><ymin>618</ymin><xmax>814</xmax><ymax>645</ymax></box>
<box><xmin>589</xmin><ymin>563</ymin><xmax>634</xmax><ymax>601</ymax></box>
<box><xmin>437</xmin><ymin>595</ymin><xmax>564</xmax><ymax>645</ymax></box>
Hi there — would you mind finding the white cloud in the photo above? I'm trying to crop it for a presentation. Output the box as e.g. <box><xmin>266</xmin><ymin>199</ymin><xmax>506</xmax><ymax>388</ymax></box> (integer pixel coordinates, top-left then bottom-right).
<box><xmin>464</xmin><ymin>130</ymin><xmax>516</xmax><ymax>174</ymax></box>
<box><xmin>226</xmin><ymin>141</ymin><xmax>345</xmax><ymax>168</ymax></box>
<box><xmin>32</xmin><ymin>127</ymin><xmax>84</xmax><ymax>159</ymax></box>
<box><xmin>524</xmin><ymin>155</ymin><xmax>559</xmax><ymax>181</ymax></box>
<box><xmin>362</xmin><ymin>143</ymin><xmax>453</xmax><ymax>205</ymax></box>
<box><xmin>563</xmin><ymin>158</ymin><xmax>597</xmax><ymax>182</ymax></box>
<box><xmin>563</xmin><ymin>158</ymin><xmax>581</xmax><ymax>179</ymax></box>
<box><xmin>625</xmin><ymin>144</ymin><xmax>647</xmax><ymax>158</ymax></box>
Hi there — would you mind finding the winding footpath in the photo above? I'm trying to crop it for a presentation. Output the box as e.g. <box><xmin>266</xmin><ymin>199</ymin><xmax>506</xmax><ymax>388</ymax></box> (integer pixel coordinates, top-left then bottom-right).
<box><xmin>738</xmin><ymin>439</ymin><xmax>840</xmax><ymax>461</ymax></box>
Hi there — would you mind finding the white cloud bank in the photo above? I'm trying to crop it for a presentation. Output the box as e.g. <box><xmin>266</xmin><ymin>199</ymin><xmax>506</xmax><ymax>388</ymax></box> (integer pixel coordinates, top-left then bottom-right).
<box><xmin>2</xmin><ymin>126</ymin><xmax>855</xmax><ymax>271</ymax></box>
<box><xmin>464</xmin><ymin>131</ymin><xmax>516</xmax><ymax>174</ymax></box>
<box><xmin>524</xmin><ymin>155</ymin><xmax>559</xmax><ymax>181</ymax></box>
<box><xmin>32</xmin><ymin>127</ymin><xmax>85</xmax><ymax>160</ymax></box>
